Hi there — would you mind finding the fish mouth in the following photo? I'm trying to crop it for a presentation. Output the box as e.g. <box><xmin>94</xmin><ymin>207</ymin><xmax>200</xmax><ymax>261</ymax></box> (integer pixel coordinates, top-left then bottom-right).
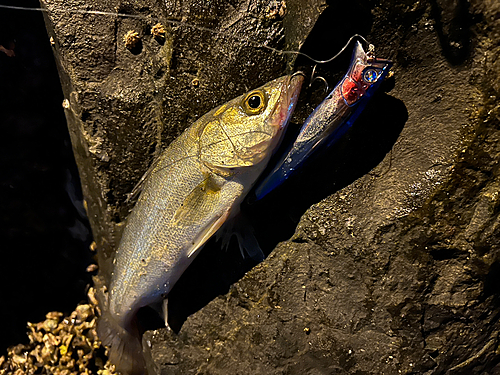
<box><xmin>280</xmin><ymin>71</ymin><xmax>305</xmax><ymax>129</ymax></box>
<box><xmin>275</xmin><ymin>72</ymin><xmax>305</xmax><ymax>130</ymax></box>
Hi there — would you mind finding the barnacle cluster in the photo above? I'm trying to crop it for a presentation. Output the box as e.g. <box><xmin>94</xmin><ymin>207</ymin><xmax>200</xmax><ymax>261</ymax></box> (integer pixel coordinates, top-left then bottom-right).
<box><xmin>151</xmin><ymin>23</ymin><xmax>166</xmax><ymax>40</ymax></box>
<box><xmin>123</xmin><ymin>30</ymin><xmax>140</xmax><ymax>50</ymax></box>
<box><xmin>265</xmin><ymin>0</ymin><xmax>287</xmax><ymax>20</ymax></box>
<box><xmin>0</xmin><ymin>288</ymin><xmax>116</xmax><ymax>375</ymax></box>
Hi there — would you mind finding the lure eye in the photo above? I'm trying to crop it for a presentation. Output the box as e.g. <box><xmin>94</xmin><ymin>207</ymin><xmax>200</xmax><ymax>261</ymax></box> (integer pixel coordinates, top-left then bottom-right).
<box><xmin>362</xmin><ymin>68</ymin><xmax>381</xmax><ymax>83</ymax></box>
<box><xmin>243</xmin><ymin>91</ymin><xmax>266</xmax><ymax>114</ymax></box>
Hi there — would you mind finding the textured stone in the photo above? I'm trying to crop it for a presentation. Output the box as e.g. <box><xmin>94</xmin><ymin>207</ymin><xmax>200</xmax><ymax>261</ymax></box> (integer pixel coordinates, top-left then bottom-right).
<box><xmin>42</xmin><ymin>0</ymin><xmax>500</xmax><ymax>374</ymax></box>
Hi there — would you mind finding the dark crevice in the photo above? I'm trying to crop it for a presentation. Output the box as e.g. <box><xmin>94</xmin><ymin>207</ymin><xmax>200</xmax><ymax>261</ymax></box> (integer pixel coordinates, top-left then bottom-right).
<box><xmin>483</xmin><ymin>261</ymin><xmax>500</xmax><ymax>298</ymax></box>
<box><xmin>291</xmin><ymin>237</ymin><xmax>309</xmax><ymax>244</ymax></box>
<box><xmin>81</xmin><ymin>111</ymin><xmax>90</xmax><ymax>122</ymax></box>
<box><xmin>429</xmin><ymin>247</ymin><xmax>462</xmax><ymax>260</ymax></box>
<box><xmin>430</xmin><ymin>0</ymin><xmax>477</xmax><ymax>65</ymax></box>
<box><xmin>128</xmin><ymin>40</ymin><xmax>143</xmax><ymax>55</ymax></box>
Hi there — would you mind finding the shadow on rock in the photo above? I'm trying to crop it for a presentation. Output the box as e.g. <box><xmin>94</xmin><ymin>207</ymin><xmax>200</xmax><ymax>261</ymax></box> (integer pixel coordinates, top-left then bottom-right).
<box><xmin>248</xmin><ymin>89</ymin><xmax>408</xmax><ymax>252</ymax></box>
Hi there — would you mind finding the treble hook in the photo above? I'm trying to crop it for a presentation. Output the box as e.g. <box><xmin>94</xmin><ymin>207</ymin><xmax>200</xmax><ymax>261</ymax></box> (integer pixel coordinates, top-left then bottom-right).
<box><xmin>366</xmin><ymin>43</ymin><xmax>376</xmax><ymax>59</ymax></box>
<box><xmin>308</xmin><ymin>64</ymin><xmax>329</xmax><ymax>94</ymax></box>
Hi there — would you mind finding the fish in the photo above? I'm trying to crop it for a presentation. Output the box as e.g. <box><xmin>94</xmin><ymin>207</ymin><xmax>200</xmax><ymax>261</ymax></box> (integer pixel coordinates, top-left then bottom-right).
<box><xmin>97</xmin><ymin>73</ymin><xmax>304</xmax><ymax>375</ymax></box>
<box><xmin>254</xmin><ymin>41</ymin><xmax>393</xmax><ymax>199</ymax></box>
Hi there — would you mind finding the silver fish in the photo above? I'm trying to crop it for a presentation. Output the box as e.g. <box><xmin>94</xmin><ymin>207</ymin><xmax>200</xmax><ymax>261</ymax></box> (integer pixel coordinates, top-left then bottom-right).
<box><xmin>97</xmin><ymin>73</ymin><xmax>303</xmax><ymax>374</ymax></box>
<box><xmin>255</xmin><ymin>41</ymin><xmax>392</xmax><ymax>199</ymax></box>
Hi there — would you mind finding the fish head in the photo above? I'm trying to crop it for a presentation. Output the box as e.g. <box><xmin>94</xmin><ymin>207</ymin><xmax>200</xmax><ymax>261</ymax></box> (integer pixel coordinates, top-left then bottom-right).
<box><xmin>199</xmin><ymin>73</ymin><xmax>304</xmax><ymax>169</ymax></box>
<box><xmin>341</xmin><ymin>41</ymin><xmax>393</xmax><ymax>106</ymax></box>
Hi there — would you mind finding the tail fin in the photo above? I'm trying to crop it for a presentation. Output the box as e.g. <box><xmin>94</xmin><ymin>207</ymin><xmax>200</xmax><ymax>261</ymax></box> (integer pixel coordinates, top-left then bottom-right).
<box><xmin>97</xmin><ymin>311</ymin><xmax>146</xmax><ymax>375</ymax></box>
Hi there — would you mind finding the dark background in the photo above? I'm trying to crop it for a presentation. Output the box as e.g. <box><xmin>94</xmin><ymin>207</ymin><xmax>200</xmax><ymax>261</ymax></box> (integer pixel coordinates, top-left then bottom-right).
<box><xmin>0</xmin><ymin>0</ymin><xmax>92</xmax><ymax>352</ymax></box>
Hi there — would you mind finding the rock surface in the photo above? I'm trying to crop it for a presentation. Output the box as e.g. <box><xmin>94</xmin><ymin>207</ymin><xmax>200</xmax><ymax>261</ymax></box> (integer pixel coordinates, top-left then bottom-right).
<box><xmin>42</xmin><ymin>0</ymin><xmax>500</xmax><ymax>374</ymax></box>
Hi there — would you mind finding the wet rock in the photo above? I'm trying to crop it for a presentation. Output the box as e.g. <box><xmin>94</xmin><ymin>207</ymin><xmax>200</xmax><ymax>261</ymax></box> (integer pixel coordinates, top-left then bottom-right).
<box><xmin>40</xmin><ymin>0</ymin><xmax>500</xmax><ymax>374</ymax></box>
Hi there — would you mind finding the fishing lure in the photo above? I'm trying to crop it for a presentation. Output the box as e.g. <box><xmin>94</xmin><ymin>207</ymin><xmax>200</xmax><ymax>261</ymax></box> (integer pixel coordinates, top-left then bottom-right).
<box><xmin>254</xmin><ymin>41</ymin><xmax>393</xmax><ymax>199</ymax></box>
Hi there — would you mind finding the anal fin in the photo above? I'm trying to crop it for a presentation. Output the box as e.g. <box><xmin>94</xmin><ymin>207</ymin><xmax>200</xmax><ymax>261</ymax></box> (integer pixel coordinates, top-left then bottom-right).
<box><xmin>162</xmin><ymin>299</ymin><xmax>171</xmax><ymax>330</ymax></box>
<box><xmin>216</xmin><ymin>211</ymin><xmax>264</xmax><ymax>262</ymax></box>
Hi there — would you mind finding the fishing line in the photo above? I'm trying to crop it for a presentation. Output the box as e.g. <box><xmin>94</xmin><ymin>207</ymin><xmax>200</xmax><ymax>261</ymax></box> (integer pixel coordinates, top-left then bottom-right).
<box><xmin>309</xmin><ymin>65</ymin><xmax>330</xmax><ymax>92</ymax></box>
<box><xmin>0</xmin><ymin>4</ymin><xmax>373</xmax><ymax>65</ymax></box>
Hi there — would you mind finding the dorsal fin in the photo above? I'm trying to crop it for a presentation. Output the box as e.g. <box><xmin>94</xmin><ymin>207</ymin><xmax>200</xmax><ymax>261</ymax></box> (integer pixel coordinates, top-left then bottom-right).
<box><xmin>126</xmin><ymin>155</ymin><xmax>162</xmax><ymax>203</ymax></box>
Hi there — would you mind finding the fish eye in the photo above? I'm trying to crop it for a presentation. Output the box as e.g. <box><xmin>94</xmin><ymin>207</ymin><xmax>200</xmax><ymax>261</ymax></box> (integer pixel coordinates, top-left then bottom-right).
<box><xmin>248</xmin><ymin>95</ymin><xmax>261</xmax><ymax>109</ymax></box>
<box><xmin>362</xmin><ymin>68</ymin><xmax>381</xmax><ymax>83</ymax></box>
<box><xmin>243</xmin><ymin>91</ymin><xmax>266</xmax><ymax>114</ymax></box>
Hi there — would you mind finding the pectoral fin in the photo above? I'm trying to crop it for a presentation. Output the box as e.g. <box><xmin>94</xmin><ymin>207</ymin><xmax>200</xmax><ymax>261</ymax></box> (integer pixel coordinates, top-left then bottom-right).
<box><xmin>186</xmin><ymin>209</ymin><xmax>231</xmax><ymax>258</ymax></box>
<box><xmin>173</xmin><ymin>174</ymin><xmax>222</xmax><ymax>226</ymax></box>
<box><xmin>172</xmin><ymin>174</ymin><xmax>232</xmax><ymax>258</ymax></box>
